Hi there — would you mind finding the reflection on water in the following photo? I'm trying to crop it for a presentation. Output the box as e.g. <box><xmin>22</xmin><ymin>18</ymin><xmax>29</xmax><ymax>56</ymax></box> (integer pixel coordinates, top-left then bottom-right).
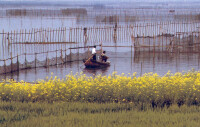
<box><xmin>83</xmin><ymin>66</ymin><xmax>109</xmax><ymax>76</ymax></box>
<box><xmin>1</xmin><ymin>4</ymin><xmax>200</xmax><ymax>82</ymax></box>
<box><xmin>1</xmin><ymin>50</ymin><xmax>200</xmax><ymax>82</ymax></box>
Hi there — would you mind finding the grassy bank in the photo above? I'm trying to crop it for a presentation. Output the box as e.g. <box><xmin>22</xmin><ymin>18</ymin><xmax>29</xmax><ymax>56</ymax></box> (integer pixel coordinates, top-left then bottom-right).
<box><xmin>1</xmin><ymin>71</ymin><xmax>200</xmax><ymax>126</ymax></box>
<box><xmin>1</xmin><ymin>101</ymin><xmax>200</xmax><ymax>127</ymax></box>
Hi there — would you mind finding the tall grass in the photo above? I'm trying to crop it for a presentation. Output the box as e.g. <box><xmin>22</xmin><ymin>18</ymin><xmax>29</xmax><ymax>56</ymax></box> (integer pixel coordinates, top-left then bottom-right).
<box><xmin>0</xmin><ymin>101</ymin><xmax>200</xmax><ymax>127</ymax></box>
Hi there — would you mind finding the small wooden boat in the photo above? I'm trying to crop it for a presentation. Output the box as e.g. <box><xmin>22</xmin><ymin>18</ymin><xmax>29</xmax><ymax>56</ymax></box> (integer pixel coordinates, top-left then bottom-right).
<box><xmin>83</xmin><ymin>59</ymin><xmax>110</xmax><ymax>68</ymax></box>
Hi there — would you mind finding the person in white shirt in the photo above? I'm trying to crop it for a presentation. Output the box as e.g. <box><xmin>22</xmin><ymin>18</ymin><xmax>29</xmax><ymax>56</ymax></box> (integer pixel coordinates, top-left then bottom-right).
<box><xmin>92</xmin><ymin>45</ymin><xmax>96</xmax><ymax>61</ymax></box>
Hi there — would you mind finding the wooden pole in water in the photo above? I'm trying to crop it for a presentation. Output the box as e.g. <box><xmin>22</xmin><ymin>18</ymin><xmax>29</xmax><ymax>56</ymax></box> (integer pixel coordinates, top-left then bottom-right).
<box><xmin>198</xmin><ymin>31</ymin><xmax>200</xmax><ymax>51</ymax></box>
<box><xmin>25</xmin><ymin>53</ymin><xmax>27</xmax><ymax>68</ymax></box>
<box><xmin>69</xmin><ymin>28</ymin><xmax>71</xmax><ymax>42</ymax></box>
<box><xmin>4</xmin><ymin>59</ymin><xmax>6</xmax><ymax>74</ymax></box>
<box><xmin>34</xmin><ymin>28</ymin><xmax>35</xmax><ymax>42</ymax></box>
<box><xmin>40</xmin><ymin>28</ymin><xmax>42</xmax><ymax>43</ymax></box>
<box><xmin>59</xmin><ymin>27</ymin><xmax>61</xmax><ymax>42</ymax></box>
<box><xmin>105</xmin><ymin>26</ymin><xmax>107</xmax><ymax>43</ymax></box>
<box><xmin>17</xmin><ymin>53</ymin><xmax>19</xmax><ymax>71</ymax></box>
<box><xmin>74</xmin><ymin>27</ymin><xmax>75</xmax><ymax>43</ymax></box>
<box><xmin>31</xmin><ymin>29</ymin><xmax>33</xmax><ymax>43</ymax></box>
<box><xmin>2</xmin><ymin>30</ymin><xmax>4</xmax><ymax>59</ymax></box>
<box><xmin>100</xmin><ymin>26</ymin><xmax>102</xmax><ymax>43</ymax></box>
<box><xmin>101</xmin><ymin>41</ymin><xmax>103</xmax><ymax>53</ymax></box>
<box><xmin>71</xmin><ymin>28</ymin><xmax>73</xmax><ymax>43</ymax></box>
<box><xmin>153</xmin><ymin>32</ymin><xmax>155</xmax><ymax>53</ymax></box>
<box><xmin>16</xmin><ymin>29</ymin><xmax>18</xmax><ymax>44</ymax></box>
<box><xmin>162</xmin><ymin>32</ymin><xmax>163</xmax><ymax>51</ymax></box>
<box><xmin>79</xmin><ymin>26</ymin><xmax>83</xmax><ymax>44</ymax></box>
<box><xmin>76</xmin><ymin>27</ymin><xmax>77</xmax><ymax>43</ymax></box>
<box><xmin>140</xmin><ymin>62</ymin><xmax>142</xmax><ymax>76</ymax></box>
<box><xmin>70</xmin><ymin>48</ymin><xmax>72</xmax><ymax>61</ymax></box>
<box><xmin>61</xmin><ymin>48</ymin><xmax>63</xmax><ymax>63</ymax></box>
<box><xmin>37</xmin><ymin>28</ymin><xmax>39</xmax><ymax>43</ymax></box>
<box><xmin>66</xmin><ymin>27</ymin><xmax>68</xmax><ymax>42</ymax></box>
<box><xmin>25</xmin><ymin>29</ymin><xmax>26</xmax><ymax>43</ymax></box>
<box><xmin>44</xmin><ymin>28</ymin><xmax>46</xmax><ymax>42</ymax></box>
<box><xmin>35</xmin><ymin>53</ymin><xmax>37</xmax><ymax>68</ymax></box>
<box><xmin>8</xmin><ymin>32</ymin><xmax>10</xmax><ymax>45</ymax></box>
<box><xmin>65</xmin><ymin>43</ymin><xmax>67</xmax><ymax>63</ymax></box>
<box><xmin>11</xmin><ymin>30</ymin><xmax>12</xmax><ymax>44</ymax></box>
<box><xmin>28</xmin><ymin>29</ymin><xmax>30</xmax><ymax>42</ymax></box>
<box><xmin>13</xmin><ymin>30</ymin><xmax>16</xmax><ymax>54</ymax></box>
<box><xmin>11</xmin><ymin>52</ymin><xmax>13</xmax><ymax>72</ymax></box>
<box><xmin>46</xmin><ymin>51</ymin><xmax>48</xmax><ymax>67</ymax></box>
<box><xmin>56</xmin><ymin>50</ymin><xmax>57</xmax><ymax>64</ymax></box>
<box><xmin>49</xmin><ymin>28</ymin><xmax>52</xmax><ymax>42</ymax></box>
<box><xmin>52</xmin><ymin>29</ymin><xmax>54</xmax><ymax>42</ymax></box>
<box><xmin>143</xmin><ymin>33</ymin><xmax>144</xmax><ymax>45</ymax></box>
<box><xmin>61</xmin><ymin>27</ymin><xmax>65</xmax><ymax>42</ymax></box>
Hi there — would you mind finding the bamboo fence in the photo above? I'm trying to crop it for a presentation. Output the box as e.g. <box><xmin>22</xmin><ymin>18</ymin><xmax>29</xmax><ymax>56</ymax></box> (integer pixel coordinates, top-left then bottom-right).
<box><xmin>1</xmin><ymin>20</ymin><xmax>200</xmax><ymax>74</ymax></box>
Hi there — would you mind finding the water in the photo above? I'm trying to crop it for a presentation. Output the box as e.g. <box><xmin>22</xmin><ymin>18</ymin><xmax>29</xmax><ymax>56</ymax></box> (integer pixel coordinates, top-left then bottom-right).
<box><xmin>1</xmin><ymin>4</ymin><xmax>200</xmax><ymax>82</ymax></box>
<box><xmin>1</xmin><ymin>48</ymin><xmax>200</xmax><ymax>82</ymax></box>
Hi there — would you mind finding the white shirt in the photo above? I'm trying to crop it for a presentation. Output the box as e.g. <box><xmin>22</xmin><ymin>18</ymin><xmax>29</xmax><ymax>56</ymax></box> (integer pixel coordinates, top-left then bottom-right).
<box><xmin>92</xmin><ymin>47</ymin><xmax>96</xmax><ymax>54</ymax></box>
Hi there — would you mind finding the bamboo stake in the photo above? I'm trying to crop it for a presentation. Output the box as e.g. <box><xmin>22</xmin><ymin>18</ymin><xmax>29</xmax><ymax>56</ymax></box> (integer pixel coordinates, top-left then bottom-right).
<box><xmin>11</xmin><ymin>52</ymin><xmax>13</xmax><ymax>72</ymax></box>
<box><xmin>35</xmin><ymin>53</ymin><xmax>37</xmax><ymax>68</ymax></box>
<box><xmin>34</xmin><ymin>28</ymin><xmax>35</xmax><ymax>42</ymax></box>
<box><xmin>40</xmin><ymin>28</ymin><xmax>41</xmax><ymax>43</ymax></box>
<box><xmin>4</xmin><ymin>59</ymin><xmax>6</xmax><ymax>74</ymax></box>
<box><xmin>31</xmin><ymin>29</ymin><xmax>33</xmax><ymax>43</ymax></box>
<box><xmin>58</xmin><ymin>27</ymin><xmax>60</xmax><ymax>42</ymax></box>
<box><xmin>28</xmin><ymin>29</ymin><xmax>30</xmax><ymax>42</ymax></box>
<box><xmin>25</xmin><ymin>29</ymin><xmax>26</xmax><ymax>43</ymax></box>
<box><xmin>49</xmin><ymin>28</ymin><xmax>51</xmax><ymax>43</ymax></box>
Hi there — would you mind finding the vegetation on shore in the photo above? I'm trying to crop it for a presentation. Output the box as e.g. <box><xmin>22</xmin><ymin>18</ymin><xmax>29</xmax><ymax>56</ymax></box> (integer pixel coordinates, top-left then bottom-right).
<box><xmin>1</xmin><ymin>101</ymin><xmax>200</xmax><ymax>127</ymax></box>
<box><xmin>1</xmin><ymin>71</ymin><xmax>200</xmax><ymax>126</ymax></box>
<box><xmin>1</xmin><ymin>71</ymin><xmax>200</xmax><ymax>107</ymax></box>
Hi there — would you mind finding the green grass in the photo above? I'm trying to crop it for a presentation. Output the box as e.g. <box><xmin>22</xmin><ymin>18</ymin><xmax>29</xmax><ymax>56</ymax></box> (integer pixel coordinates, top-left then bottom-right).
<box><xmin>0</xmin><ymin>101</ymin><xmax>200</xmax><ymax>127</ymax></box>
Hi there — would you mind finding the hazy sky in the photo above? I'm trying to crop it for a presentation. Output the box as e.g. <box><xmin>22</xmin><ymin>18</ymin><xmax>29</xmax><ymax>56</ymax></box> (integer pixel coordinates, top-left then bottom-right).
<box><xmin>0</xmin><ymin>0</ymin><xmax>195</xmax><ymax>2</ymax></box>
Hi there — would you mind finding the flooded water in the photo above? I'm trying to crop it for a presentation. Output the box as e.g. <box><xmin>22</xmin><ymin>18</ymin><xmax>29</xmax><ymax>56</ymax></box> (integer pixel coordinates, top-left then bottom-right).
<box><xmin>1</xmin><ymin>3</ymin><xmax>200</xmax><ymax>82</ymax></box>
<box><xmin>1</xmin><ymin>47</ymin><xmax>200</xmax><ymax>82</ymax></box>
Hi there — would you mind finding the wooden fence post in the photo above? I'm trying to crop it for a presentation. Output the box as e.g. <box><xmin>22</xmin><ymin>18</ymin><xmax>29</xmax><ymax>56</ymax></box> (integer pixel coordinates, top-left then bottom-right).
<box><xmin>56</xmin><ymin>50</ymin><xmax>57</xmax><ymax>64</ymax></box>
<box><xmin>4</xmin><ymin>59</ymin><xmax>6</xmax><ymax>74</ymax></box>
<box><xmin>35</xmin><ymin>53</ymin><xmax>37</xmax><ymax>68</ymax></box>
<box><xmin>70</xmin><ymin>48</ymin><xmax>72</xmax><ymax>61</ymax></box>
<box><xmin>11</xmin><ymin>53</ymin><xmax>13</xmax><ymax>72</ymax></box>
<box><xmin>17</xmin><ymin>54</ymin><xmax>19</xmax><ymax>71</ymax></box>
<box><xmin>25</xmin><ymin>53</ymin><xmax>27</xmax><ymax>68</ymax></box>
<box><xmin>46</xmin><ymin>51</ymin><xmax>48</xmax><ymax>67</ymax></box>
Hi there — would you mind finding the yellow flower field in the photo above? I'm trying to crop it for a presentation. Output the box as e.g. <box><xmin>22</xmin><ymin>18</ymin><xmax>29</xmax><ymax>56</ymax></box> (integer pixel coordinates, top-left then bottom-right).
<box><xmin>1</xmin><ymin>71</ymin><xmax>200</xmax><ymax>107</ymax></box>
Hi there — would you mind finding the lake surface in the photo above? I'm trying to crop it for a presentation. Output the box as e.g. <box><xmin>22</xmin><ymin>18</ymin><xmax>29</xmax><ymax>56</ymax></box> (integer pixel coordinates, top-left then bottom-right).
<box><xmin>1</xmin><ymin>47</ymin><xmax>200</xmax><ymax>82</ymax></box>
<box><xmin>1</xmin><ymin>4</ymin><xmax>200</xmax><ymax>82</ymax></box>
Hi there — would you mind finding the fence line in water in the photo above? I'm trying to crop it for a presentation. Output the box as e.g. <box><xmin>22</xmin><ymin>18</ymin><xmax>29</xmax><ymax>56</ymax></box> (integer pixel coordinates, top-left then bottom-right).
<box><xmin>0</xmin><ymin>45</ymin><xmax>98</xmax><ymax>74</ymax></box>
<box><xmin>1</xmin><ymin>21</ymin><xmax>200</xmax><ymax>74</ymax></box>
<box><xmin>1</xmin><ymin>21</ymin><xmax>200</xmax><ymax>43</ymax></box>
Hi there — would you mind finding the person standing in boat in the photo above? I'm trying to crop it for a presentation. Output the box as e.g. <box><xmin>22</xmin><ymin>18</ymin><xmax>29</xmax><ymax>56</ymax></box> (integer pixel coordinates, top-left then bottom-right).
<box><xmin>92</xmin><ymin>45</ymin><xmax>97</xmax><ymax>61</ymax></box>
<box><xmin>100</xmin><ymin>51</ymin><xmax>108</xmax><ymax>62</ymax></box>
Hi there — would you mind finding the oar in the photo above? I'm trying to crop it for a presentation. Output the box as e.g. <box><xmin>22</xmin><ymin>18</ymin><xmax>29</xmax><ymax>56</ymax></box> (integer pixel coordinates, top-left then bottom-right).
<box><xmin>84</xmin><ymin>55</ymin><xmax>94</xmax><ymax>64</ymax></box>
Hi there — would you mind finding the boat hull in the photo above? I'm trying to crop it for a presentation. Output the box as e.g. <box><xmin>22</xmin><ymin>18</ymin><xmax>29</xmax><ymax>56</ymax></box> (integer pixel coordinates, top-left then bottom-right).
<box><xmin>83</xmin><ymin>59</ymin><xmax>110</xmax><ymax>68</ymax></box>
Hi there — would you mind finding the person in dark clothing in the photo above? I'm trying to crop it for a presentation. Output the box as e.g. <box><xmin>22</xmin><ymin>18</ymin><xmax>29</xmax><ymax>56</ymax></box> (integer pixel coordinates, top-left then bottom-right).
<box><xmin>100</xmin><ymin>51</ymin><xmax>108</xmax><ymax>62</ymax></box>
